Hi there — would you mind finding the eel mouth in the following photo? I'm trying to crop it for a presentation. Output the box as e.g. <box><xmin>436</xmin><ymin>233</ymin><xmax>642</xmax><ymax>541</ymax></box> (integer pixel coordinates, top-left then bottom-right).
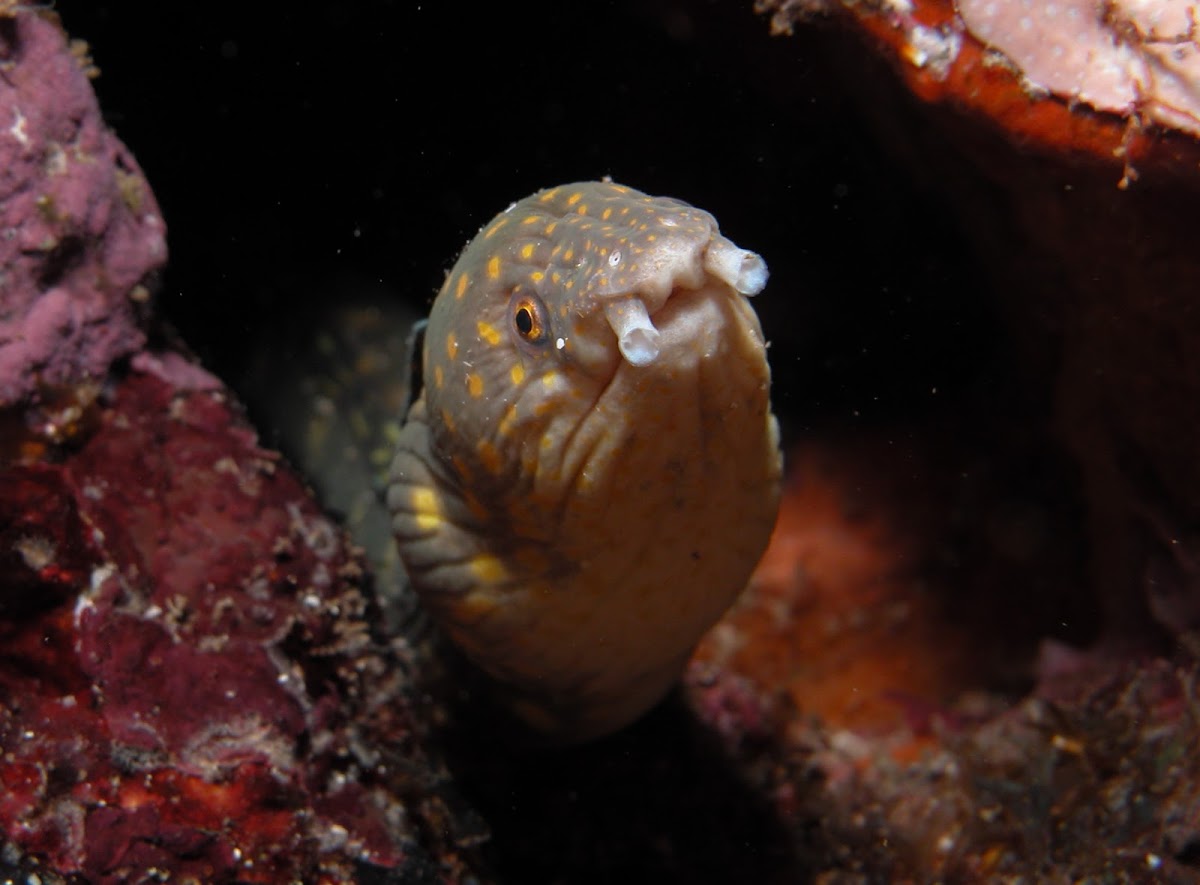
<box><xmin>600</xmin><ymin>237</ymin><xmax>768</xmax><ymax>367</ymax></box>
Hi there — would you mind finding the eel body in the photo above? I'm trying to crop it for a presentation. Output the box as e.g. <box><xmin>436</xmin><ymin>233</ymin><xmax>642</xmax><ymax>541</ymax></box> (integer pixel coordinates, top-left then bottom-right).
<box><xmin>387</xmin><ymin>181</ymin><xmax>782</xmax><ymax>742</ymax></box>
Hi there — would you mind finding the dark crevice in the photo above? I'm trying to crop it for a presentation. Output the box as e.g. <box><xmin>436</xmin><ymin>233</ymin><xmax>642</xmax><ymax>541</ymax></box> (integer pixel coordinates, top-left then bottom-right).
<box><xmin>35</xmin><ymin>234</ymin><xmax>86</xmax><ymax>290</ymax></box>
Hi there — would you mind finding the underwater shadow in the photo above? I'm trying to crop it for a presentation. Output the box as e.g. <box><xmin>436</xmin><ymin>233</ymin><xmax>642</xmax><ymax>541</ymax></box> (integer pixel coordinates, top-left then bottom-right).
<box><xmin>439</xmin><ymin>685</ymin><xmax>810</xmax><ymax>885</ymax></box>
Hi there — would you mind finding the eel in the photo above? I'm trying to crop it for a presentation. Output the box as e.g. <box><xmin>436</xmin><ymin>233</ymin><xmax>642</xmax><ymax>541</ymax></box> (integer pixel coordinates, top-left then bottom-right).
<box><xmin>387</xmin><ymin>181</ymin><xmax>782</xmax><ymax>743</ymax></box>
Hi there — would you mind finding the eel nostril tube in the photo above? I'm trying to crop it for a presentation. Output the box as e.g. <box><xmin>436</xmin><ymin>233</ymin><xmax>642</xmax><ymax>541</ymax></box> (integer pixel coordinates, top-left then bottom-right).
<box><xmin>603</xmin><ymin>297</ymin><xmax>661</xmax><ymax>367</ymax></box>
<box><xmin>704</xmin><ymin>237</ymin><xmax>769</xmax><ymax>296</ymax></box>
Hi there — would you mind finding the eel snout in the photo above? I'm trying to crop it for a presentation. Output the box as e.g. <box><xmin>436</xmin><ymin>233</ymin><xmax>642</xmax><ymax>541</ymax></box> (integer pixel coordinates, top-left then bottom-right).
<box><xmin>600</xmin><ymin>234</ymin><xmax>768</xmax><ymax>368</ymax></box>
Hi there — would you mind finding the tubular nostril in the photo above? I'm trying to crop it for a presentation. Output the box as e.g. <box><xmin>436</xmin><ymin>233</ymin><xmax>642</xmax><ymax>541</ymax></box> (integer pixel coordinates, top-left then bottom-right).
<box><xmin>603</xmin><ymin>298</ymin><xmax>661</xmax><ymax>367</ymax></box>
<box><xmin>704</xmin><ymin>238</ymin><xmax>769</xmax><ymax>296</ymax></box>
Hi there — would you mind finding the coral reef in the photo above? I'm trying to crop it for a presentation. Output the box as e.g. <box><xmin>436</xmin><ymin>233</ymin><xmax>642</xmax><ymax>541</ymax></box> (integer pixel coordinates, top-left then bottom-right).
<box><xmin>958</xmin><ymin>0</ymin><xmax>1200</xmax><ymax>139</ymax></box>
<box><xmin>757</xmin><ymin>0</ymin><xmax>1200</xmax><ymax>184</ymax></box>
<box><xmin>681</xmin><ymin>437</ymin><xmax>1200</xmax><ymax>881</ymax></box>
<box><xmin>0</xmin><ymin>9</ymin><xmax>482</xmax><ymax>882</ymax></box>
<box><xmin>1</xmin><ymin>370</ymin><xmax>483</xmax><ymax>882</ymax></box>
<box><xmin>0</xmin><ymin>9</ymin><xmax>164</xmax><ymax>405</ymax></box>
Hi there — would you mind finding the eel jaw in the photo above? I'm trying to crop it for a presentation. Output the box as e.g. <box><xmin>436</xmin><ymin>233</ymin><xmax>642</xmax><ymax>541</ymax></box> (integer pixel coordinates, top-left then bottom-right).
<box><xmin>600</xmin><ymin>237</ymin><xmax>768</xmax><ymax>368</ymax></box>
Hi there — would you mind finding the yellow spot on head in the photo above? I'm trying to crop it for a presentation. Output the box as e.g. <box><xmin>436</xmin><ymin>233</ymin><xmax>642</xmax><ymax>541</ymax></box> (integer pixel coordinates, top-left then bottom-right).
<box><xmin>487</xmin><ymin>255</ymin><xmax>501</xmax><ymax>280</ymax></box>
<box><xmin>457</xmin><ymin>591</ymin><xmax>500</xmax><ymax>621</ymax></box>
<box><xmin>477</xmin><ymin>320</ymin><xmax>501</xmax><ymax>345</ymax></box>
<box><xmin>563</xmin><ymin>248</ymin><xmax>574</xmax><ymax>262</ymax></box>
<box><xmin>520</xmin><ymin>243</ymin><xmax>535</xmax><ymax>260</ymax></box>
<box><xmin>539</xmin><ymin>187</ymin><xmax>561</xmax><ymax>203</ymax></box>
<box><xmin>484</xmin><ymin>217</ymin><xmax>508</xmax><ymax>239</ymax></box>
<box><xmin>470</xmin><ymin>553</ymin><xmax>509</xmax><ymax>584</ymax></box>
<box><xmin>498</xmin><ymin>402</ymin><xmax>518</xmax><ymax>437</ymax></box>
<box><xmin>601</xmin><ymin>208</ymin><xmax>613</xmax><ymax>220</ymax></box>
<box><xmin>576</xmin><ymin>204</ymin><xmax>588</xmax><ymax>215</ymax></box>
<box><xmin>410</xmin><ymin>487</ymin><xmax>442</xmax><ymax>531</ymax></box>
<box><xmin>544</xmin><ymin>221</ymin><xmax>557</xmax><ymax>235</ymax></box>
<box><xmin>466</xmin><ymin>372</ymin><xmax>485</xmax><ymax>398</ymax></box>
<box><xmin>541</xmin><ymin>370</ymin><xmax>558</xmax><ymax>389</ymax></box>
<box><xmin>447</xmin><ymin>332</ymin><xmax>459</xmax><ymax>360</ymax></box>
<box><xmin>521</xmin><ymin>214</ymin><xmax>540</xmax><ymax>225</ymax></box>
<box><xmin>440</xmin><ymin>408</ymin><xmax>456</xmax><ymax>434</ymax></box>
<box><xmin>510</xmin><ymin>363</ymin><xmax>526</xmax><ymax>385</ymax></box>
<box><xmin>455</xmin><ymin>273</ymin><xmax>470</xmax><ymax>299</ymax></box>
<box><xmin>530</xmin><ymin>271</ymin><xmax>544</xmax><ymax>283</ymax></box>
<box><xmin>566</xmin><ymin>191</ymin><xmax>583</xmax><ymax>206</ymax></box>
<box><xmin>434</xmin><ymin>365</ymin><xmax>445</xmax><ymax>388</ymax></box>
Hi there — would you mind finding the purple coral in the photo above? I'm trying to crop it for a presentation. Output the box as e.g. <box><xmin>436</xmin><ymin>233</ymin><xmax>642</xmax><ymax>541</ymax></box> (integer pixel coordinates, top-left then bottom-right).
<box><xmin>0</xmin><ymin>10</ymin><xmax>165</xmax><ymax>405</ymax></box>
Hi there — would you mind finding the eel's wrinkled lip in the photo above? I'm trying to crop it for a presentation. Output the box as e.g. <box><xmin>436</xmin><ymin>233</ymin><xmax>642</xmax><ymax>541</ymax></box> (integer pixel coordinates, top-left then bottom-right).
<box><xmin>601</xmin><ymin>237</ymin><xmax>768</xmax><ymax>368</ymax></box>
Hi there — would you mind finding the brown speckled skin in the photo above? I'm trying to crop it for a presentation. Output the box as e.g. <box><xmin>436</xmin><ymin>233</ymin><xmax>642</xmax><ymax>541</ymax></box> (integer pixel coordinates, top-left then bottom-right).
<box><xmin>388</xmin><ymin>181</ymin><xmax>782</xmax><ymax>742</ymax></box>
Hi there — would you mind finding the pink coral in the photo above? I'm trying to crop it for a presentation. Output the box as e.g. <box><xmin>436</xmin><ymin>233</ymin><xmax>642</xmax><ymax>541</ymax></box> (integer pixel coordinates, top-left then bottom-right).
<box><xmin>958</xmin><ymin>0</ymin><xmax>1200</xmax><ymax>136</ymax></box>
<box><xmin>0</xmin><ymin>11</ymin><xmax>166</xmax><ymax>405</ymax></box>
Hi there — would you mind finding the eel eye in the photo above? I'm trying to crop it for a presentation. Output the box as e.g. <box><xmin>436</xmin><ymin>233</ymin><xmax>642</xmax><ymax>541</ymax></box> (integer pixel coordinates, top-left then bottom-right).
<box><xmin>509</xmin><ymin>290</ymin><xmax>549</xmax><ymax>345</ymax></box>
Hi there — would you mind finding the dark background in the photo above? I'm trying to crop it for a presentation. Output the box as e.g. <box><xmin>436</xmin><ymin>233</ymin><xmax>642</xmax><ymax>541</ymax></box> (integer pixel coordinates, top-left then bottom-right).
<box><xmin>55</xmin><ymin>0</ymin><xmax>997</xmax><ymax>436</ymax></box>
